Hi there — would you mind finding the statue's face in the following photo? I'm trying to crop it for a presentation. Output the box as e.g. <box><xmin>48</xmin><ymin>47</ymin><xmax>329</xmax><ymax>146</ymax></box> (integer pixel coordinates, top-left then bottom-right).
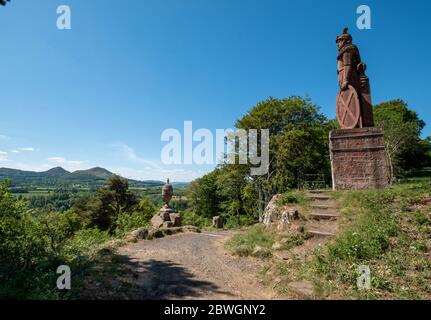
<box><xmin>336</xmin><ymin>39</ymin><xmax>344</xmax><ymax>50</ymax></box>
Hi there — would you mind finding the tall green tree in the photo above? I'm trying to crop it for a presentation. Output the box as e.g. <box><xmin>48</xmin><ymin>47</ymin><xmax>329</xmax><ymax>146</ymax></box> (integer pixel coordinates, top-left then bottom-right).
<box><xmin>73</xmin><ymin>175</ymin><xmax>138</xmax><ymax>232</ymax></box>
<box><xmin>187</xmin><ymin>96</ymin><xmax>333</xmax><ymax>223</ymax></box>
<box><xmin>374</xmin><ymin>99</ymin><xmax>430</xmax><ymax>182</ymax></box>
<box><xmin>235</xmin><ymin>96</ymin><xmax>332</xmax><ymax>211</ymax></box>
<box><xmin>186</xmin><ymin>170</ymin><xmax>221</xmax><ymax>218</ymax></box>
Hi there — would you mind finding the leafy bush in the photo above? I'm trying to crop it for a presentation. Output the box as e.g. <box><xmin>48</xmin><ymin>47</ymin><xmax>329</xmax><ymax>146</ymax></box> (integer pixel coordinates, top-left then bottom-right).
<box><xmin>115</xmin><ymin>211</ymin><xmax>150</xmax><ymax>237</ymax></box>
<box><xmin>223</xmin><ymin>213</ymin><xmax>257</xmax><ymax>229</ymax></box>
<box><xmin>277</xmin><ymin>190</ymin><xmax>308</xmax><ymax>206</ymax></box>
<box><xmin>181</xmin><ymin>210</ymin><xmax>212</xmax><ymax>228</ymax></box>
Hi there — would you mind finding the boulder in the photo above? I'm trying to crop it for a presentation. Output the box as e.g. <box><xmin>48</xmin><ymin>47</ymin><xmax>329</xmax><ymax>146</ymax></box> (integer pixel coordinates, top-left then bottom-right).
<box><xmin>212</xmin><ymin>216</ymin><xmax>223</xmax><ymax>228</ymax></box>
<box><xmin>163</xmin><ymin>221</ymin><xmax>174</xmax><ymax>228</ymax></box>
<box><xmin>288</xmin><ymin>209</ymin><xmax>300</xmax><ymax>220</ymax></box>
<box><xmin>169</xmin><ymin>213</ymin><xmax>182</xmax><ymax>227</ymax></box>
<box><xmin>287</xmin><ymin>281</ymin><xmax>316</xmax><ymax>299</ymax></box>
<box><xmin>151</xmin><ymin>214</ymin><xmax>165</xmax><ymax>228</ymax></box>
<box><xmin>130</xmin><ymin>228</ymin><xmax>149</xmax><ymax>240</ymax></box>
<box><xmin>262</xmin><ymin>195</ymin><xmax>280</xmax><ymax>227</ymax></box>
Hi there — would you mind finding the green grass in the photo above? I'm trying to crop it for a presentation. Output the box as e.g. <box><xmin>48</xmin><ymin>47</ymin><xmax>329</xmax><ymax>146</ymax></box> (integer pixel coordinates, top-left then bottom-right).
<box><xmin>277</xmin><ymin>190</ymin><xmax>309</xmax><ymax>206</ymax></box>
<box><xmin>225</xmin><ymin>225</ymin><xmax>274</xmax><ymax>257</ymax></box>
<box><xmin>271</xmin><ymin>179</ymin><xmax>431</xmax><ymax>299</ymax></box>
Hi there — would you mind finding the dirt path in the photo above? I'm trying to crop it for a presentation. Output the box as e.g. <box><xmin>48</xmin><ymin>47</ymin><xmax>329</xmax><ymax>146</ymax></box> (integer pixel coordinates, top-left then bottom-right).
<box><xmin>97</xmin><ymin>230</ymin><xmax>276</xmax><ymax>300</ymax></box>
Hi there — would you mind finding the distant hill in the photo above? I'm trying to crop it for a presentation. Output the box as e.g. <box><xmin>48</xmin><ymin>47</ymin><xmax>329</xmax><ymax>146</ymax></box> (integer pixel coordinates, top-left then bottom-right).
<box><xmin>0</xmin><ymin>166</ymin><xmax>175</xmax><ymax>188</ymax></box>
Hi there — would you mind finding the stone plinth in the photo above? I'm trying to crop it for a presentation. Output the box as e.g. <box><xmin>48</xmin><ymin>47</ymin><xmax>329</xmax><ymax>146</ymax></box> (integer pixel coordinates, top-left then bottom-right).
<box><xmin>151</xmin><ymin>204</ymin><xmax>181</xmax><ymax>229</ymax></box>
<box><xmin>329</xmin><ymin>127</ymin><xmax>388</xmax><ymax>190</ymax></box>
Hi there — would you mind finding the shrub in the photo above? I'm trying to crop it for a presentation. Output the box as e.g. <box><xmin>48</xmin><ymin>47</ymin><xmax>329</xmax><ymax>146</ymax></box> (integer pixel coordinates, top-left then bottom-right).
<box><xmin>277</xmin><ymin>190</ymin><xmax>308</xmax><ymax>206</ymax></box>
<box><xmin>181</xmin><ymin>210</ymin><xmax>212</xmax><ymax>228</ymax></box>
<box><xmin>115</xmin><ymin>211</ymin><xmax>151</xmax><ymax>237</ymax></box>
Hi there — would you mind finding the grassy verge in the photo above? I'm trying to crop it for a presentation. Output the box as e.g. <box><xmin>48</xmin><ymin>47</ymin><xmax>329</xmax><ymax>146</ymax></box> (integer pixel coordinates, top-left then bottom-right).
<box><xmin>225</xmin><ymin>224</ymin><xmax>307</xmax><ymax>259</ymax></box>
<box><xmin>269</xmin><ymin>179</ymin><xmax>431</xmax><ymax>299</ymax></box>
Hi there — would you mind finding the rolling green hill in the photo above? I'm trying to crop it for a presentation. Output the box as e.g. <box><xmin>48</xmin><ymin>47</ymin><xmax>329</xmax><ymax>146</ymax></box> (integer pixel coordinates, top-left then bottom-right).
<box><xmin>0</xmin><ymin>166</ymin><xmax>167</xmax><ymax>188</ymax></box>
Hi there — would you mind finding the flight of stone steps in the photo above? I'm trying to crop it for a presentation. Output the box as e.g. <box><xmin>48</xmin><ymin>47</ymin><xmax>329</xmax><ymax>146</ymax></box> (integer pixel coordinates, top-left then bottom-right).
<box><xmin>306</xmin><ymin>190</ymin><xmax>339</xmax><ymax>239</ymax></box>
<box><xmin>274</xmin><ymin>190</ymin><xmax>339</xmax><ymax>262</ymax></box>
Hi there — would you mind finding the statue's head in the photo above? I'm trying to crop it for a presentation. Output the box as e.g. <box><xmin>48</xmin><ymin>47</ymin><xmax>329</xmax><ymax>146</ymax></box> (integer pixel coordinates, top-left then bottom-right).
<box><xmin>336</xmin><ymin>27</ymin><xmax>352</xmax><ymax>50</ymax></box>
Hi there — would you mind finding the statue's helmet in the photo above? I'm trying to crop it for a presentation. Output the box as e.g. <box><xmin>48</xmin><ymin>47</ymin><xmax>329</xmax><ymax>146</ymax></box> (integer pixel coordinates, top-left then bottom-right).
<box><xmin>336</xmin><ymin>27</ymin><xmax>352</xmax><ymax>44</ymax></box>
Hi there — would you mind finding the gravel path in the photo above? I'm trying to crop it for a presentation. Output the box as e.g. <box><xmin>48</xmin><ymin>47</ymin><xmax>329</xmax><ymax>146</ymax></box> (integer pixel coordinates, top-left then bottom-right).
<box><xmin>107</xmin><ymin>231</ymin><xmax>275</xmax><ymax>300</ymax></box>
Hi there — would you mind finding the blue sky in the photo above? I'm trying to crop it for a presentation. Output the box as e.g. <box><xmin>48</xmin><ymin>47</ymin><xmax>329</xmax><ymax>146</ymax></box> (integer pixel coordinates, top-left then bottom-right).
<box><xmin>0</xmin><ymin>0</ymin><xmax>430</xmax><ymax>181</ymax></box>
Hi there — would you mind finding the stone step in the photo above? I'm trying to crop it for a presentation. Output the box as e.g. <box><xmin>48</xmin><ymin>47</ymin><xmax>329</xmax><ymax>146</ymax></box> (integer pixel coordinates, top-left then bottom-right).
<box><xmin>310</xmin><ymin>204</ymin><xmax>336</xmax><ymax>210</ymax></box>
<box><xmin>307</xmin><ymin>194</ymin><xmax>331</xmax><ymax>200</ymax></box>
<box><xmin>308</xmin><ymin>229</ymin><xmax>335</xmax><ymax>237</ymax></box>
<box><xmin>309</xmin><ymin>212</ymin><xmax>339</xmax><ymax>220</ymax></box>
<box><xmin>308</xmin><ymin>190</ymin><xmax>329</xmax><ymax>194</ymax></box>
<box><xmin>308</xmin><ymin>220</ymin><xmax>337</xmax><ymax>235</ymax></box>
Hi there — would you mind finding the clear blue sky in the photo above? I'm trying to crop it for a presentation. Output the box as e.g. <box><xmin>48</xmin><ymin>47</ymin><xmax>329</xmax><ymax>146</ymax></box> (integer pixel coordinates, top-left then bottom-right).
<box><xmin>0</xmin><ymin>0</ymin><xmax>430</xmax><ymax>181</ymax></box>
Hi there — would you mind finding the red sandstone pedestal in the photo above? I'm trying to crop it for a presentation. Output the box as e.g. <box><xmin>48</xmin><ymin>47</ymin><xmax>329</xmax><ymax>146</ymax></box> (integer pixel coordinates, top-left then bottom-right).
<box><xmin>329</xmin><ymin>127</ymin><xmax>388</xmax><ymax>190</ymax></box>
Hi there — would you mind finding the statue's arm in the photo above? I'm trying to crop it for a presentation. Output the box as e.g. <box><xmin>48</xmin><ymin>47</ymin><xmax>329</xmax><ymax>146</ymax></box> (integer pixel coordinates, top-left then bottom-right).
<box><xmin>341</xmin><ymin>51</ymin><xmax>353</xmax><ymax>90</ymax></box>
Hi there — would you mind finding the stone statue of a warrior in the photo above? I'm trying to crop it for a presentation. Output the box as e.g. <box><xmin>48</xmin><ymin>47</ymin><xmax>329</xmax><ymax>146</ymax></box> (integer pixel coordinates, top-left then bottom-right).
<box><xmin>336</xmin><ymin>27</ymin><xmax>374</xmax><ymax>128</ymax></box>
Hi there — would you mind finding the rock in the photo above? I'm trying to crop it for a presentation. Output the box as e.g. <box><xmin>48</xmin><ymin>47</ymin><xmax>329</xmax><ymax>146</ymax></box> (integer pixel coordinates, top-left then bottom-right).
<box><xmin>212</xmin><ymin>216</ymin><xmax>223</xmax><ymax>228</ymax></box>
<box><xmin>288</xmin><ymin>209</ymin><xmax>300</xmax><ymax>220</ymax></box>
<box><xmin>151</xmin><ymin>214</ymin><xmax>165</xmax><ymax>228</ymax></box>
<box><xmin>287</xmin><ymin>281</ymin><xmax>316</xmax><ymax>299</ymax></box>
<box><xmin>151</xmin><ymin>229</ymin><xmax>164</xmax><ymax>238</ymax></box>
<box><xmin>163</xmin><ymin>221</ymin><xmax>174</xmax><ymax>228</ymax></box>
<box><xmin>160</xmin><ymin>211</ymin><xmax>171</xmax><ymax>221</ymax></box>
<box><xmin>169</xmin><ymin>213</ymin><xmax>182</xmax><ymax>227</ymax></box>
<box><xmin>262</xmin><ymin>195</ymin><xmax>280</xmax><ymax>227</ymax></box>
<box><xmin>130</xmin><ymin>228</ymin><xmax>149</xmax><ymax>240</ymax></box>
<box><xmin>277</xmin><ymin>212</ymin><xmax>290</xmax><ymax>230</ymax></box>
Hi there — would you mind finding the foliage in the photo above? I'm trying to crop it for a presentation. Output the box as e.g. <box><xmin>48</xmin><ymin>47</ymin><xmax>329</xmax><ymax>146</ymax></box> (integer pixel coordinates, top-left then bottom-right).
<box><xmin>0</xmin><ymin>179</ymin><xmax>48</xmax><ymax>269</ymax></box>
<box><xmin>27</xmin><ymin>188</ymin><xmax>80</xmax><ymax>212</ymax></box>
<box><xmin>181</xmin><ymin>210</ymin><xmax>212</xmax><ymax>228</ymax></box>
<box><xmin>225</xmin><ymin>225</ymin><xmax>274</xmax><ymax>257</ymax></box>
<box><xmin>72</xmin><ymin>175</ymin><xmax>138</xmax><ymax>232</ymax></box>
<box><xmin>186</xmin><ymin>170</ymin><xmax>221</xmax><ymax>218</ymax></box>
<box><xmin>374</xmin><ymin>99</ymin><xmax>431</xmax><ymax>182</ymax></box>
<box><xmin>115</xmin><ymin>198</ymin><xmax>156</xmax><ymax>236</ymax></box>
<box><xmin>277</xmin><ymin>190</ymin><xmax>308</xmax><ymax>206</ymax></box>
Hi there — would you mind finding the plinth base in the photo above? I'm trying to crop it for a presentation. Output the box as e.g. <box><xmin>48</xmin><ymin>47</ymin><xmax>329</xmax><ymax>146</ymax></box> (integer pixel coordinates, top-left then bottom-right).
<box><xmin>329</xmin><ymin>127</ymin><xmax>388</xmax><ymax>190</ymax></box>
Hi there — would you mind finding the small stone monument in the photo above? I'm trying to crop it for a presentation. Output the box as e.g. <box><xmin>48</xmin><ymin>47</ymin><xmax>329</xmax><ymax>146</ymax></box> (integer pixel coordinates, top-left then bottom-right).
<box><xmin>330</xmin><ymin>28</ymin><xmax>388</xmax><ymax>190</ymax></box>
<box><xmin>151</xmin><ymin>179</ymin><xmax>182</xmax><ymax>228</ymax></box>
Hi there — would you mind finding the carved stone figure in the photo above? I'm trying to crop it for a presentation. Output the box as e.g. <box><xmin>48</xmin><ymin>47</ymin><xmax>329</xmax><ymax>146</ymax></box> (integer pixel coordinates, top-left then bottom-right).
<box><xmin>336</xmin><ymin>28</ymin><xmax>374</xmax><ymax>129</ymax></box>
<box><xmin>151</xmin><ymin>178</ymin><xmax>182</xmax><ymax>229</ymax></box>
<box><xmin>330</xmin><ymin>28</ymin><xmax>388</xmax><ymax>190</ymax></box>
<box><xmin>162</xmin><ymin>178</ymin><xmax>173</xmax><ymax>206</ymax></box>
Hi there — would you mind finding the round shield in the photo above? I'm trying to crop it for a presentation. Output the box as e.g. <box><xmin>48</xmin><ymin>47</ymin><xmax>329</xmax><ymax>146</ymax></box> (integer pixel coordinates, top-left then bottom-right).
<box><xmin>336</xmin><ymin>85</ymin><xmax>360</xmax><ymax>129</ymax></box>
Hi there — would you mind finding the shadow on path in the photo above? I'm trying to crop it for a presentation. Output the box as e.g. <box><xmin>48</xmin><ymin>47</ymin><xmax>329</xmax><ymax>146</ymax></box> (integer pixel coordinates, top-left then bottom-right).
<box><xmin>110</xmin><ymin>256</ymin><xmax>233</xmax><ymax>299</ymax></box>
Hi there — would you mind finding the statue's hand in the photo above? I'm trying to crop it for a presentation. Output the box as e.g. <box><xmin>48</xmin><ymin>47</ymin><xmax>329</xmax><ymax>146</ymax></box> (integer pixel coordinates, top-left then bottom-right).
<box><xmin>340</xmin><ymin>81</ymin><xmax>349</xmax><ymax>91</ymax></box>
